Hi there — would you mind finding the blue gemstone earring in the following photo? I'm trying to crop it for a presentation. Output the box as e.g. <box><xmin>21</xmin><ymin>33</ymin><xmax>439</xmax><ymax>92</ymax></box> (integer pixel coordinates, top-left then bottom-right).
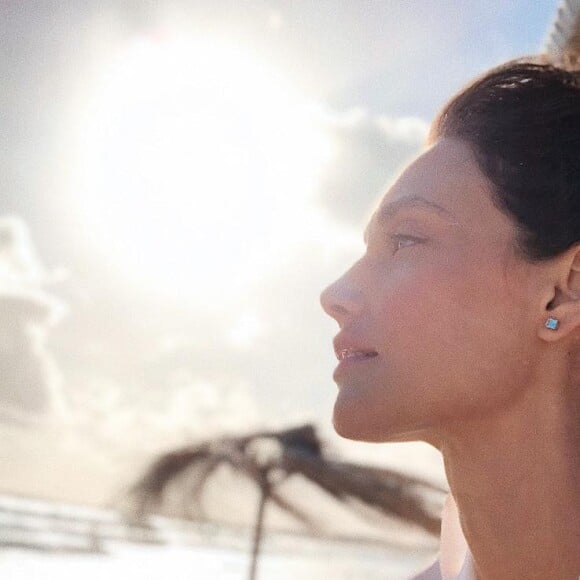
<box><xmin>545</xmin><ymin>317</ymin><xmax>559</xmax><ymax>330</ymax></box>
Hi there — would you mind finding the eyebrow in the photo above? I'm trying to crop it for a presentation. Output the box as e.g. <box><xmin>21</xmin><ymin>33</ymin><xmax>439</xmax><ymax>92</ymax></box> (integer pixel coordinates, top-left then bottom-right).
<box><xmin>364</xmin><ymin>196</ymin><xmax>458</xmax><ymax>243</ymax></box>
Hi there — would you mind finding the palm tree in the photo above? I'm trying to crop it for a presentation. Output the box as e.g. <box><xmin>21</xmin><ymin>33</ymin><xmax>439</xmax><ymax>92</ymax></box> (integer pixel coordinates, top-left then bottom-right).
<box><xmin>125</xmin><ymin>424</ymin><xmax>446</xmax><ymax>580</ymax></box>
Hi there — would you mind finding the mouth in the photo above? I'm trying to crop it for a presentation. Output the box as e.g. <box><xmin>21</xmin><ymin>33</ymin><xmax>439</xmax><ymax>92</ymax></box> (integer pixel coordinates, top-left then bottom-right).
<box><xmin>333</xmin><ymin>345</ymin><xmax>378</xmax><ymax>384</ymax></box>
<box><xmin>332</xmin><ymin>335</ymin><xmax>379</xmax><ymax>376</ymax></box>
<box><xmin>336</xmin><ymin>348</ymin><xmax>378</xmax><ymax>362</ymax></box>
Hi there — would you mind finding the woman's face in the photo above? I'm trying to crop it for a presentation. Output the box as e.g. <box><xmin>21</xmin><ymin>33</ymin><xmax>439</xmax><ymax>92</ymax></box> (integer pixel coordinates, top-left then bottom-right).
<box><xmin>320</xmin><ymin>137</ymin><xmax>544</xmax><ymax>445</ymax></box>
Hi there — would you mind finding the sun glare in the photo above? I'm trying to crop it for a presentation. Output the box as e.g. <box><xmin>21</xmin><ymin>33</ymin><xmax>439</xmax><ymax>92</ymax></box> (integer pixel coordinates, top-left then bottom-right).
<box><xmin>66</xmin><ymin>33</ymin><xmax>334</xmax><ymax>307</ymax></box>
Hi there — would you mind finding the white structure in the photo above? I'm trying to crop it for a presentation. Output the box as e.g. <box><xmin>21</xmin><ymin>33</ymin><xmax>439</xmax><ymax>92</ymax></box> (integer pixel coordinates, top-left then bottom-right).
<box><xmin>544</xmin><ymin>0</ymin><xmax>580</xmax><ymax>68</ymax></box>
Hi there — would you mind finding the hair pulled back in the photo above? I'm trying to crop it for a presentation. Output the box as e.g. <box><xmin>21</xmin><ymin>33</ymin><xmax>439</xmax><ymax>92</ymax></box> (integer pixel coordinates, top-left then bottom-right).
<box><xmin>429</xmin><ymin>58</ymin><xmax>580</xmax><ymax>261</ymax></box>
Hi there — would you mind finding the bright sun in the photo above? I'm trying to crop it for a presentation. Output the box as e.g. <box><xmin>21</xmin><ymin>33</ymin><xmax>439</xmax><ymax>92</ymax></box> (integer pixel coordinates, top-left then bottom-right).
<box><xmin>67</xmin><ymin>33</ymin><xmax>334</xmax><ymax>307</ymax></box>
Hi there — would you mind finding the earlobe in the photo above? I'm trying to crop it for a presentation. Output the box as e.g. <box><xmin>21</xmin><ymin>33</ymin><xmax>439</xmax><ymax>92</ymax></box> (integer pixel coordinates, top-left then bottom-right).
<box><xmin>538</xmin><ymin>299</ymin><xmax>580</xmax><ymax>342</ymax></box>
<box><xmin>538</xmin><ymin>246</ymin><xmax>580</xmax><ymax>342</ymax></box>
<box><xmin>539</xmin><ymin>313</ymin><xmax>563</xmax><ymax>342</ymax></box>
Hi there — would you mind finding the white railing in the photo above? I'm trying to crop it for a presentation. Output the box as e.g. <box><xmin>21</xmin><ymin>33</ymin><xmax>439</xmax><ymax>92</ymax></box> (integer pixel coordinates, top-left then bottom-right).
<box><xmin>0</xmin><ymin>494</ymin><xmax>220</xmax><ymax>554</ymax></box>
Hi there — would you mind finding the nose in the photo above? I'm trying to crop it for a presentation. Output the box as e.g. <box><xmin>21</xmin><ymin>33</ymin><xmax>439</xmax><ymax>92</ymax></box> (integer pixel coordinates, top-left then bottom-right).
<box><xmin>320</xmin><ymin>271</ymin><xmax>363</xmax><ymax>327</ymax></box>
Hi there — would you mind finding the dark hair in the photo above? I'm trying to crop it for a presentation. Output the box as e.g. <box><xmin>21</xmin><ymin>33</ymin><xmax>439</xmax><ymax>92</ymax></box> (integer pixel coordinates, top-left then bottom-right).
<box><xmin>428</xmin><ymin>58</ymin><xmax>580</xmax><ymax>261</ymax></box>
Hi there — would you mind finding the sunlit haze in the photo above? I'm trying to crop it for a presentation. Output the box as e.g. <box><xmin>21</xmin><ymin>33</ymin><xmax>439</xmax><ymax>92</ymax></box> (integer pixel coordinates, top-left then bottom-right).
<box><xmin>0</xmin><ymin>2</ymin><xmax>562</xmax><ymax>558</ymax></box>
<box><xmin>66</xmin><ymin>33</ymin><xmax>335</xmax><ymax>305</ymax></box>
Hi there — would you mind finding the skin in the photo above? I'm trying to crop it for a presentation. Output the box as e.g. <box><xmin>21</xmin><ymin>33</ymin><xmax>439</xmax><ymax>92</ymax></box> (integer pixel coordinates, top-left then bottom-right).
<box><xmin>320</xmin><ymin>137</ymin><xmax>580</xmax><ymax>579</ymax></box>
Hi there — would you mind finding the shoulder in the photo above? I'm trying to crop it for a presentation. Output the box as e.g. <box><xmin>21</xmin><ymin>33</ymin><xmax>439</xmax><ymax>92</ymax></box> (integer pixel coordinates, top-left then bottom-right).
<box><xmin>410</xmin><ymin>558</ymin><xmax>441</xmax><ymax>580</ymax></box>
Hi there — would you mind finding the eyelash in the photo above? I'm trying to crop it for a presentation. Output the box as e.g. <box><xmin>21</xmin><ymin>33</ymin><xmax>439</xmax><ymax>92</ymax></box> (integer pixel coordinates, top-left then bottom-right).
<box><xmin>391</xmin><ymin>234</ymin><xmax>424</xmax><ymax>252</ymax></box>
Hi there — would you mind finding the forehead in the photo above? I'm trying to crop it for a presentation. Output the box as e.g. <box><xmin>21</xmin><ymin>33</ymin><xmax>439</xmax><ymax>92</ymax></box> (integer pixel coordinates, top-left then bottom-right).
<box><xmin>369</xmin><ymin>137</ymin><xmax>513</xmax><ymax>238</ymax></box>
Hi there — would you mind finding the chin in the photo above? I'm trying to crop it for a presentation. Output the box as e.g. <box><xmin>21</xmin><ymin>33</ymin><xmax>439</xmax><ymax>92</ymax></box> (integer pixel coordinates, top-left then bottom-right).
<box><xmin>332</xmin><ymin>407</ymin><xmax>391</xmax><ymax>442</ymax></box>
<box><xmin>332</xmin><ymin>401</ymin><xmax>433</xmax><ymax>444</ymax></box>
<box><xmin>332</xmin><ymin>415</ymin><xmax>367</xmax><ymax>441</ymax></box>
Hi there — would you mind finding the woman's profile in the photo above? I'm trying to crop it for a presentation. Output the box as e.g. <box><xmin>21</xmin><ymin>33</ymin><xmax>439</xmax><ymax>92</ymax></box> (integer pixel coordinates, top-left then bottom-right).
<box><xmin>320</xmin><ymin>59</ymin><xmax>580</xmax><ymax>580</ymax></box>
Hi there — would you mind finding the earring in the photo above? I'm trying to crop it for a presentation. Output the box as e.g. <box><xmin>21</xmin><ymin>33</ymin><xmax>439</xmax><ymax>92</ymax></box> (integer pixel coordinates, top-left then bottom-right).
<box><xmin>545</xmin><ymin>317</ymin><xmax>559</xmax><ymax>330</ymax></box>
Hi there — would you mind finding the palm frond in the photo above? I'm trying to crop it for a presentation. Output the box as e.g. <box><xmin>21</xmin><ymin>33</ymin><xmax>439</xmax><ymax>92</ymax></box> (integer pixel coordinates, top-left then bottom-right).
<box><xmin>125</xmin><ymin>424</ymin><xmax>445</xmax><ymax>538</ymax></box>
<box><xmin>267</xmin><ymin>487</ymin><xmax>322</xmax><ymax>532</ymax></box>
<box><xmin>280</xmin><ymin>448</ymin><xmax>443</xmax><ymax>535</ymax></box>
<box><xmin>128</xmin><ymin>446</ymin><xmax>212</xmax><ymax>516</ymax></box>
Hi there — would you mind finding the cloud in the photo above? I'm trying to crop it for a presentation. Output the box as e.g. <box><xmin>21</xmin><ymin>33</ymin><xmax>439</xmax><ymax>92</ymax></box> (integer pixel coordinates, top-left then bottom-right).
<box><xmin>315</xmin><ymin>108</ymin><xmax>429</xmax><ymax>228</ymax></box>
<box><xmin>0</xmin><ymin>216</ymin><xmax>68</xmax><ymax>423</ymax></box>
<box><xmin>66</xmin><ymin>372</ymin><xmax>262</xmax><ymax>459</ymax></box>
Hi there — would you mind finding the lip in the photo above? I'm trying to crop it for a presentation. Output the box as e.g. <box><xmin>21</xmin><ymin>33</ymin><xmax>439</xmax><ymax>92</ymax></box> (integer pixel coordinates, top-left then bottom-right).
<box><xmin>333</xmin><ymin>350</ymin><xmax>379</xmax><ymax>384</ymax></box>
<box><xmin>332</xmin><ymin>334</ymin><xmax>379</xmax><ymax>384</ymax></box>
<box><xmin>333</xmin><ymin>333</ymin><xmax>378</xmax><ymax>362</ymax></box>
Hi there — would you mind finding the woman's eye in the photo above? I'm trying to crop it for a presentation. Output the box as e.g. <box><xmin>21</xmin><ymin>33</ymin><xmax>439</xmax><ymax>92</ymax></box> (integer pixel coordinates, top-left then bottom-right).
<box><xmin>391</xmin><ymin>234</ymin><xmax>423</xmax><ymax>253</ymax></box>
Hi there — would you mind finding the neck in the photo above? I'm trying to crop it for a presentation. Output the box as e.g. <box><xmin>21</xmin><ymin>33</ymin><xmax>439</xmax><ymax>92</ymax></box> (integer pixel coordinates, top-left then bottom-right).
<box><xmin>438</xmin><ymin>358</ymin><xmax>580</xmax><ymax>580</ymax></box>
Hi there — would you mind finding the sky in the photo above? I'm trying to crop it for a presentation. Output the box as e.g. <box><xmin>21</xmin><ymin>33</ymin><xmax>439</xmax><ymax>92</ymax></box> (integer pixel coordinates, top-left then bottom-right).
<box><xmin>0</xmin><ymin>0</ymin><xmax>562</xmax><ymax>507</ymax></box>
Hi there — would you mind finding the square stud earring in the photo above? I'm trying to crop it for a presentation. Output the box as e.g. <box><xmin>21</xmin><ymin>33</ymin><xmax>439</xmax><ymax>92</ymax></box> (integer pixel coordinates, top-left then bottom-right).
<box><xmin>545</xmin><ymin>317</ymin><xmax>559</xmax><ymax>330</ymax></box>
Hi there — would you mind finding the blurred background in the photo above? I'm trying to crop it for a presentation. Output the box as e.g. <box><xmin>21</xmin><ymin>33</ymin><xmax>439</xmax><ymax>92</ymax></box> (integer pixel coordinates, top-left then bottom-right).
<box><xmin>0</xmin><ymin>1</ymin><xmax>575</xmax><ymax>578</ymax></box>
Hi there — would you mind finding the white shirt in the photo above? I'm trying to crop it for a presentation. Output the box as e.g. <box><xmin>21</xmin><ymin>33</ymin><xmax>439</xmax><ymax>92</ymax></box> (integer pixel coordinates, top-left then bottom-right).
<box><xmin>439</xmin><ymin>493</ymin><xmax>476</xmax><ymax>579</ymax></box>
<box><xmin>412</xmin><ymin>493</ymin><xmax>476</xmax><ymax>579</ymax></box>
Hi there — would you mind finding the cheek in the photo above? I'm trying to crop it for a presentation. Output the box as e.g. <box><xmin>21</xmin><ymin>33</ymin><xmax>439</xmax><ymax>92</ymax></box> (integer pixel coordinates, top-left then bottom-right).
<box><xmin>375</xmin><ymin>257</ymin><xmax>531</xmax><ymax>409</ymax></box>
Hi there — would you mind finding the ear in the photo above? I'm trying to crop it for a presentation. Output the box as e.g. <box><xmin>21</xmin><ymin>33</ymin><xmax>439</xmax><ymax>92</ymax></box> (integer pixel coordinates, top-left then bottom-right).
<box><xmin>538</xmin><ymin>244</ymin><xmax>580</xmax><ymax>343</ymax></box>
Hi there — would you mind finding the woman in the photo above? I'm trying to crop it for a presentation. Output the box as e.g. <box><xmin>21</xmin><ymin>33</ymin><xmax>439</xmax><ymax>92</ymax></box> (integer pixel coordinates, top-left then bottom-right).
<box><xmin>320</xmin><ymin>59</ymin><xmax>580</xmax><ymax>580</ymax></box>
